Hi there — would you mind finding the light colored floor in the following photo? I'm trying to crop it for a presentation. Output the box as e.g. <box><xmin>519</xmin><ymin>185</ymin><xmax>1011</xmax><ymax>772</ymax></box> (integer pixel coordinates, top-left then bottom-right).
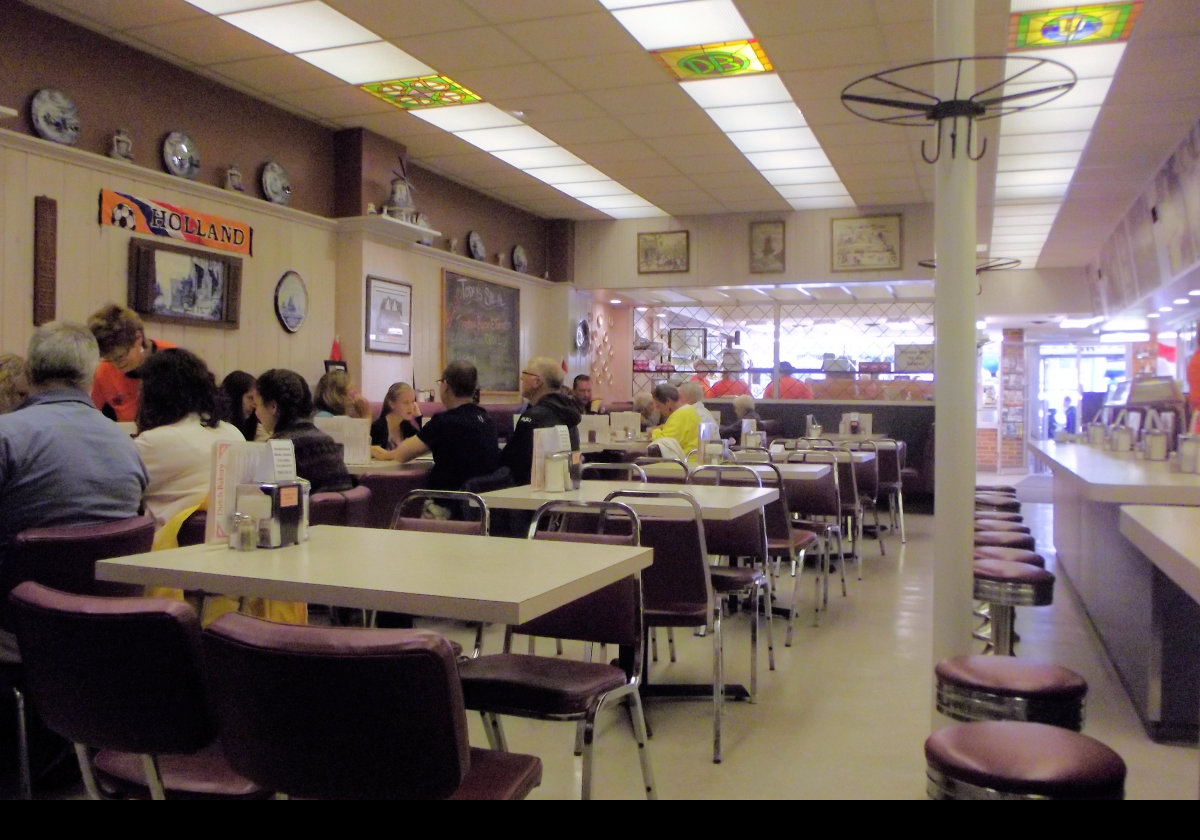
<box><xmin>16</xmin><ymin>482</ymin><xmax>1200</xmax><ymax>799</ymax></box>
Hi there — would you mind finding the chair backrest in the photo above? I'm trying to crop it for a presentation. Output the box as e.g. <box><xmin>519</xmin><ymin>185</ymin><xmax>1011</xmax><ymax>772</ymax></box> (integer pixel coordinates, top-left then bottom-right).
<box><xmin>687</xmin><ymin>466</ymin><xmax>767</xmax><ymax>560</ymax></box>
<box><xmin>874</xmin><ymin>438</ymin><xmax>903</xmax><ymax>487</ymax></box>
<box><xmin>527</xmin><ymin>499</ymin><xmax>639</xmax><ymax>541</ymax></box>
<box><xmin>460</xmin><ymin>466</ymin><xmax>513</xmax><ymax>495</ymax></box>
<box><xmin>203</xmin><ymin>614</ymin><xmax>470</xmax><ymax>800</ymax></box>
<box><xmin>308</xmin><ymin>491</ymin><xmax>347</xmax><ymax>526</ymax></box>
<box><xmin>604</xmin><ymin>490</ymin><xmax>713</xmax><ymax>630</ymax></box>
<box><xmin>341</xmin><ymin>485</ymin><xmax>372</xmax><ymax>527</ymax></box>
<box><xmin>357</xmin><ymin>469</ymin><xmax>434</xmax><ymax>529</ymax></box>
<box><xmin>730</xmin><ymin>447</ymin><xmax>771</xmax><ymax>463</ymax></box>
<box><xmin>0</xmin><ymin>515</ymin><xmax>154</xmax><ymax>628</ymax></box>
<box><xmin>633</xmin><ymin>457</ymin><xmax>689</xmax><ymax>484</ymax></box>
<box><xmin>9</xmin><ymin>581</ymin><xmax>215</xmax><ymax>755</ymax></box>
<box><xmin>844</xmin><ymin>441</ymin><xmax>879</xmax><ymax>502</ymax></box>
<box><xmin>783</xmin><ymin>452</ymin><xmax>841</xmax><ymax>520</ymax></box>
<box><xmin>740</xmin><ymin>462</ymin><xmax>793</xmax><ymax>541</ymax></box>
<box><xmin>580</xmin><ymin>462</ymin><xmax>647</xmax><ymax>482</ymax></box>
<box><xmin>391</xmin><ymin>489</ymin><xmax>489</xmax><ymax>535</ymax></box>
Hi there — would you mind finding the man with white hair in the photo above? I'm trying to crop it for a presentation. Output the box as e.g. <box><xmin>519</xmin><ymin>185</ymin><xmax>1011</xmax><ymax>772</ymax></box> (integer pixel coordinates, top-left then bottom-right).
<box><xmin>502</xmin><ymin>356</ymin><xmax>581</xmax><ymax>485</ymax></box>
<box><xmin>0</xmin><ymin>321</ymin><xmax>147</xmax><ymax>544</ymax></box>
<box><xmin>678</xmin><ymin>380</ymin><xmax>718</xmax><ymax>432</ymax></box>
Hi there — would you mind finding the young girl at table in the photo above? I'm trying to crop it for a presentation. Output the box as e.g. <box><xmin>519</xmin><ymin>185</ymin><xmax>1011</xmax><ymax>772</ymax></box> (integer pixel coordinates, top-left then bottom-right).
<box><xmin>370</xmin><ymin>381</ymin><xmax>423</xmax><ymax>449</ymax></box>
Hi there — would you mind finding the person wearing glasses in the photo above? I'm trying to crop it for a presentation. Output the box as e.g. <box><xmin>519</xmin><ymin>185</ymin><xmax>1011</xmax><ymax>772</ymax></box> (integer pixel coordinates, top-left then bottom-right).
<box><xmin>502</xmin><ymin>357</ymin><xmax>581</xmax><ymax>486</ymax></box>
<box><xmin>370</xmin><ymin>360</ymin><xmax>499</xmax><ymax>491</ymax></box>
<box><xmin>87</xmin><ymin>303</ymin><xmax>175</xmax><ymax>421</ymax></box>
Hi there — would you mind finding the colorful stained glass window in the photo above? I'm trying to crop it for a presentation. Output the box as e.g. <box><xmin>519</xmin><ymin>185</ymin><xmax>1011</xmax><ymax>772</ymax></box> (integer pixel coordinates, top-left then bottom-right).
<box><xmin>1009</xmin><ymin>2</ymin><xmax>1141</xmax><ymax>50</ymax></box>
<box><xmin>360</xmin><ymin>75</ymin><xmax>483</xmax><ymax>109</ymax></box>
<box><xmin>651</xmin><ymin>39</ymin><xmax>772</xmax><ymax>82</ymax></box>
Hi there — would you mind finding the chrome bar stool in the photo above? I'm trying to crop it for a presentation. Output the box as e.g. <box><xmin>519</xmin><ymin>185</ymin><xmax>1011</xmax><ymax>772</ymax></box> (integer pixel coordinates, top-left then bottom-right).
<box><xmin>935</xmin><ymin>655</ymin><xmax>1087</xmax><ymax>731</ymax></box>
<box><xmin>973</xmin><ymin>559</ymin><xmax>1055</xmax><ymax>656</ymax></box>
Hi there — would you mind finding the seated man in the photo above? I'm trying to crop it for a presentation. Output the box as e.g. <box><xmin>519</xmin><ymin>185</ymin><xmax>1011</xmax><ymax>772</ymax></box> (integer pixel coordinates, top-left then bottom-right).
<box><xmin>502</xmin><ymin>357</ymin><xmax>581</xmax><ymax>486</ymax></box>
<box><xmin>650</xmin><ymin>383</ymin><xmax>699</xmax><ymax>456</ymax></box>
<box><xmin>571</xmin><ymin>374</ymin><xmax>603</xmax><ymax>415</ymax></box>
<box><xmin>679</xmin><ymin>380</ymin><xmax>718</xmax><ymax>431</ymax></box>
<box><xmin>0</xmin><ymin>321</ymin><xmax>148</xmax><ymax>545</ymax></box>
<box><xmin>87</xmin><ymin>303</ymin><xmax>175</xmax><ymax>421</ymax></box>
<box><xmin>720</xmin><ymin>394</ymin><xmax>762</xmax><ymax>440</ymax></box>
<box><xmin>371</xmin><ymin>360</ymin><xmax>500</xmax><ymax>491</ymax></box>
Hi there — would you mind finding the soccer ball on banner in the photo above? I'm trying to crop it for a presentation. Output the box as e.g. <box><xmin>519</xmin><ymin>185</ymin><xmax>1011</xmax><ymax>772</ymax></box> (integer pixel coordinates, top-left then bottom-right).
<box><xmin>111</xmin><ymin>202</ymin><xmax>136</xmax><ymax>229</ymax></box>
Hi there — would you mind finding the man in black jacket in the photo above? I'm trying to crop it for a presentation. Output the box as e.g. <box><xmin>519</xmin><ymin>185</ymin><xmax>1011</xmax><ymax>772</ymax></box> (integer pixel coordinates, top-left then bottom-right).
<box><xmin>502</xmin><ymin>356</ymin><xmax>580</xmax><ymax>485</ymax></box>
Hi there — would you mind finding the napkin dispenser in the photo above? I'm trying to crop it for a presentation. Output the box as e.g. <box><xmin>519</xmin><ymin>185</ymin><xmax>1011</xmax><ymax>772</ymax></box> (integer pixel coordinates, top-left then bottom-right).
<box><xmin>235</xmin><ymin>480</ymin><xmax>304</xmax><ymax>548</ymax></box>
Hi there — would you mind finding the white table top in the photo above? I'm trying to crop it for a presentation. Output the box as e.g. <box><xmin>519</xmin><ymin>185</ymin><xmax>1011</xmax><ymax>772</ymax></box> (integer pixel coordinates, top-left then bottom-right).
<box><xmin>1028</xmin><ymin>439</ymin><xmax>1200</xmax><ymax>505</ymax></box>
<box><xmin>639</xmin><ymin>461</ymin><xmax>830</xmax><ymax>482</ymax></box>
<box><xmin>346</xmin><ymin>459</ymin><xmax>433</xmax><ymax>475</ymax></box>
<box><xmin>768</xmin><ymin>447</ymin><xmax>875</xmax><ymax>464</ymax></box>
<box><xmin>96</xmin><ymin>525</ymin><xmax>652</xmax><ymax>625</ymax></box>
<box><xmin>1119</xmin><ymin>505</ymin><xmax>1200</xmax><ymax>604</ymax></box>
<box><xmin>479</xmin><ymin>480</ymin><xmax>778</xmax><ymax>520</ymax></box>
<box><xmin>580</xmin><ymin>438</ymin><xmax>652</xmax><ymax>454</ymax></box>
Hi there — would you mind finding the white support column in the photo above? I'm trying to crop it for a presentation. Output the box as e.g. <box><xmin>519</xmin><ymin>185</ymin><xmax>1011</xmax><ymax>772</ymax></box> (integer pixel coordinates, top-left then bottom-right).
<box><xmin>931</xmin><ymin>0</ymin><xmax>979</xmax><ymax>721</ymax></box>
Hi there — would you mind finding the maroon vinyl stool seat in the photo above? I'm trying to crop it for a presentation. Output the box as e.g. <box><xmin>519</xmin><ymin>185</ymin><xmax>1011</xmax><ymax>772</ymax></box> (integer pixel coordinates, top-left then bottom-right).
<box><xmin>975</xmin><ymin>485</ymin><xmax>1018</xmax><ymax>494</ymax></box>
<box><xmin>973</xmin><ymin>560</ymin><xmax>1055</xmax><ymax>656</ymax></box>
<box><xmin>203</xmin><ymin>613</ymin><xmax>542</xmax><ymax>799</ymax></box>
<box><xmin>975</xmin><ymin>493</ymin><xmax>1021</xmax><ymax>512</ymax></box>
<box><xmin>973</xmin><ymin>546</ymin><xmax>1046</xmax><ymax>567</ymax></box>
<box><xmin>974</xmin><ymin>530</ymin><xmax>1037</xmax><ymax>551</ymax></box>
<box><xmin>973</xmin><ymin>519</ymin><xmax>1032</xmax><ymax>534</ymax></box>
<box><xmin>925</xmin><ymin>721</ymin><xmax>1125</xmax><ymax>800</ymax></box>
<box><xmin>8</xmin><ymin>582</ymin><xmax>265</xmax><ymax>800</ymax></box>
<box><xmin>935</xmin><ymin>655</ymin><xmax>1087</xmax><ymax>731</ymax></box>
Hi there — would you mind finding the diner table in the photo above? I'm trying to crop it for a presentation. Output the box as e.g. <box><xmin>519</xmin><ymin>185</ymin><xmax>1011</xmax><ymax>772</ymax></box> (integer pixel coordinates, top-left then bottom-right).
<box><xmin>96</xmin><ymin>525</ymin><xmax>652</xmax><ymax>626</ymax></box>
<box><xmin>767</xmin><ymin>446</ymin><xmax>875</xmax><ymax>465</ymax></box>
<box><xmin>478</xmin><ymin>480</ymin><xmax>777</xmax><ymax>521</ymax></box>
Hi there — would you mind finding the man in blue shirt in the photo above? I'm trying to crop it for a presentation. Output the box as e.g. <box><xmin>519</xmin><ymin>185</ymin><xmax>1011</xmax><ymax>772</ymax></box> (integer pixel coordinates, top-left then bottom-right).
<box><xmin>0</xmin><ymin>322</ymin><xmax>148</xmax><ymax>545</ymax></box>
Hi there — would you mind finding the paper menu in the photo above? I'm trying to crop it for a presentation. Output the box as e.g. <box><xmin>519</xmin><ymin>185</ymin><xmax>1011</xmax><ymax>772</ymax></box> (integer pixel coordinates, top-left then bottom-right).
<box><xmin>313</xmin><ymin>416</ymin><xmax>371</xmax><ymax>464</ymax></box>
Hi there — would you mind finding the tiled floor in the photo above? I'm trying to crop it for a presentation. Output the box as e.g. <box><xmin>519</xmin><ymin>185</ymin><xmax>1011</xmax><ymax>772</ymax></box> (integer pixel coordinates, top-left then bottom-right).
<box><xmin>10</xmin><ymin>483</ymin><xmax>1199</xmax><ymax>799</ymax></box>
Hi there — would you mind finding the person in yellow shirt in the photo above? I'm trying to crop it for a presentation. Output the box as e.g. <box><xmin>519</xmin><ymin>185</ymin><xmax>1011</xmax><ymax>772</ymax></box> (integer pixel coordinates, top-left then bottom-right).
<box><xmin>650</xmin><ymin>382</ymin><xmax>699</xmax><ymax>455</ymax></box>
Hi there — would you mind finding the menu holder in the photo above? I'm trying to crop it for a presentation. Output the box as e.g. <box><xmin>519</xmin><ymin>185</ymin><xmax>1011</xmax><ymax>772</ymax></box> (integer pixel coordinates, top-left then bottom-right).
<box><xmin>579</xmin><ymin>414</ymin><xmax>610</xmax><ymax>444</ymax></box>
<box><xmin>610</xmin><ymin>411</ymin><xmax>640</xmax><ymax>441</ymax></box>
<box><xmin>207</xmin><ymin>440</ymin><xmax>294</xmax><ymax>544</ymax></box>
<box><xmin>531</xmin><ymin>425</ymin><xmax>573</xmax><ymax>490</ymax></box>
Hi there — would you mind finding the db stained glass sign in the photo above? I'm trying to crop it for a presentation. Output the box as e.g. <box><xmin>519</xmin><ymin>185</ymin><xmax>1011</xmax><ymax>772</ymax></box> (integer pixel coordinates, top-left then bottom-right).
<box><xmin>1010</xmin><ymin>3</ymin><xmax>1141</xmax><ymax>50</ymax></box>
<box><xmin>361</xmin><ymin>75</ymin><xmax>483</xmax><ymax>110</ymax></box>
<box><xmin>652</xmin><ymin>39</ymin><xmax>772</xmax><ymax>82</ymax></box>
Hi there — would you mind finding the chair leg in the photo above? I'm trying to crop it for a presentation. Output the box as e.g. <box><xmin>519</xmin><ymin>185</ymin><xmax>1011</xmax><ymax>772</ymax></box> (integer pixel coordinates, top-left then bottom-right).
<box><xmin>712</xmin><ymin>605</ymin><xmax>724</xmax><ymax>764</ymax></box>
<box><xmin>747</xmin><ymin>590</ymin><xmax>758</xmax><ymax>703</ymax></box>
<box><xmin>667</xmin><ymin>627</ymin><xmax>677</xmax><ymax>662</ymax></box>
<box><xmin>627</xmin><ymin>690</ymin><xmax>657</xmax><ymax>800</ymax></box>
<box><xmin>580</xmin><ymin>708</ymin><xmax>598</xmax><ymax>800</ymax></box>
<box><xmin>787</xmin><ymin>547</ymin><xmax>804</xmax><ymax>646</ymax></box>
<box><xmin>140</xmin><ymin>754</ymin><xmax>167</xmax><ymax>800</ymax></box>
<box><xmin>13</xmin><ymin>685</ymin><xmax>31</xmax><ymax>800</ymax></box>
<box><xmin>873</xmin><ymin>502</ymin><xmax>886</xmax><ymax>556</ymax></box>
<box><xmin>73</xmin><ymin>744</ymin><xmax>104</xmax><ymax>800</ymax></box>
<box><xmin>895</xmin><ymin>488</ymin><xmax>907</xmax><ymax>543</ymax></box>
<box><xmin>650</xmin><ymin>628</ymin><xmax>658</xmax><ymax>662</ymax></box>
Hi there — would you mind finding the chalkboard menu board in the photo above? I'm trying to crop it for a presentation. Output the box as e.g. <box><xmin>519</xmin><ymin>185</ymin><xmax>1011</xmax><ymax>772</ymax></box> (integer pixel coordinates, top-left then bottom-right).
<box><xmin>442</xmin><ymin>271</ymin><xmax>520</xmax><ymax>392</ymax></box>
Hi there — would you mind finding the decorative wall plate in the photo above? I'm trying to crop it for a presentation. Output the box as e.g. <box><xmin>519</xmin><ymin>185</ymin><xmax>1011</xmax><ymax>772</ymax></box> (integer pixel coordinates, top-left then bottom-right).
<box><xmin>467</xmin><ymin>230</ymin><xmax>486</xmax><ymax>260</ymax></box>
<box><xmin>162</xmin><ymin>131</ymin><xmax>200</xmax><ymax>178</ymax></box>
<box><xmin>261</xmin><ymin>161</ymin><xmax>292</xmax><ymax>205</ymax></box>
<box><xmin>574</xmin><ymin>318</ymin><xmax>590</xmax><ymax>351</ymax></box>
<box><xmin>511</xmin><ymin>244</ymin><xmax>528</xmax><ymax>273</ymax></box>
<box><xmin>30</xmin><ymin>88</ymin><xmax>80</xmax><ymax>145</ymax></box>
<box><xmin>274</xmin><ymin>271</ymin><xmax>308</xmax><ymax>333</ymax></box>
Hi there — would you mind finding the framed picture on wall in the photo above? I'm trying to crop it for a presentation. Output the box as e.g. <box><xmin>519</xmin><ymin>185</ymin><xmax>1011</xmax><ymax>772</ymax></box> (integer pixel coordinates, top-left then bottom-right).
<box><xmin>637</xmin><ymin>230</ymin><xmax>689</xmax><ymax>273</ymax></box>
<box><xmin>127</xmin><ymin>238</ymin><xmax>240</xmax><ymax>327</ymax></box>
<box><xmin>831</xmin><ymin>214</ymin><xmax>902</xmax><ymax>272</ymax></box>
<box><xmin>749</xmin><ymin>221</ymin><xmax>785</xmax><ymax>273</ymax></box>
<box><xmin>365</xmin><ymin>275</ymin><xmax>412</xmax><ymax>355</ymax></box>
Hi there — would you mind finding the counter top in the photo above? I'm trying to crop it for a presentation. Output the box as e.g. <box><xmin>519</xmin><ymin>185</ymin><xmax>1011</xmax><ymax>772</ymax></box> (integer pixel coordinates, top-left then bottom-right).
<box><xmin>1119</xmin><ymin>505</ymin><xmax>1200</xmax><ymax>604</ymax></box>
<box><xmin>1027</xmin><ymin>439</ymin><xmax>1200</xmax><ymax>505</ymax></box>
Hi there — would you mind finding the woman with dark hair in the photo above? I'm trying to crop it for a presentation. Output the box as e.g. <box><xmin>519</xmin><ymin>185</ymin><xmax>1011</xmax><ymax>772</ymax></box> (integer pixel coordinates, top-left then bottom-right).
<box><xmin>370</xmin><ymin>381</ymin><xmax>422</xmax><ymax>449</ymax></box>
<box><xmin>254</xmin><ymin>368</ymin><xmax>353</xmax><ymax>493</ymax></box>
<box><xmin>220</xmin><ymin>369</ymin><xmax>259</xmax><ymax>441</ymax></box>
<box><xmin>133</xmin><ymin>348</ymin><xmax>245</xmax><ymax>531</ymax></box>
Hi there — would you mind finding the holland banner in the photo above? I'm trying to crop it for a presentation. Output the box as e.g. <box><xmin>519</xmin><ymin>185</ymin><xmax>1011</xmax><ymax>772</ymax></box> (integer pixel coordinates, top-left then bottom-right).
<box><xmin>99</xmin><ymin>188</ymin><xmax>253</xmax><ymax>256</ymax></box>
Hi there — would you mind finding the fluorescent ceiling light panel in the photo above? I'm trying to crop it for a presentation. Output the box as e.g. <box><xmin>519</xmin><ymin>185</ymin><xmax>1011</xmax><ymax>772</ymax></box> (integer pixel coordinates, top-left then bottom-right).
<box><xmin>994</xmin><ymin>185</ymin><xmax>1069</xmax><ymax>199</ymax></box>
<box><xmin>706</xmin><ymin>102</ymin><xmax>805</xmax><ymax>132</ymax></box>
<box><xmin>455</xmin><ymin>125</ymin><xmax>555</xmax><ymax>152</ymax></box>
<box><xmin>409</xmin><ymin>103</ymin><xmax>518</xmax><ymax>131</ymax></box>
<box><xmin>611</xmin><ymin>0</ymin><xmax>752</xmax><ymax>50</ymax></box>
<box><xmin>998</xmin><ymin>131</ymin><xmax>1091</xmax><ymax>154</ymax></box>
<box><xmin>745</xmin><ymin>148</ymin><xmax>830</xmax><ymax>170</ymax></box>
<box><xmin>727</xmin><ymin>127</ymin><xmax>819</xmax><ymax>152</ymax></box>
<box><xmin>556</xmin><ymin>181</ymin><xmax>636</xmax><ymax>198</ymax></box>
<box><xmin>992</xmin><ymin>202</ymin><xmax>1061</xmax><ymax>218</ymax></box>
<box><xmin>296</xmin><ymin>41</ymin><xmax>432</xmax><ymax>83</ymax></box>
<box><xmin>996</xmin><ymin>151</ymin><xmax>1082</xmax><ymax>171</ymax></box>
<box><xmin>184</xmin><ymin>0</ymin><xmax>294</xmax><ymax>12</ymax></box>
<box><xmin>775</xmin><ymin>183</ymin><xmax>849</xmax><ymax>199</ymax></box>
<box><xmin>996</xmin><ymin>168</ymin><xmax>1076</xmax><ymax>187</ymax></box>
<box><xmin>788</xmin><ymin>197</ymin><xmax>855</xmax><ymax>210</ymax></box>
<box><xmin>221</xmin><ymin>2</ymin><xmax>376</xmax><ymax>53</ymax></box>
<box><xmin>524</xmin><ymin>164</ymin><xmax>611</xmax><ymax>185</ymax></box>
<box><xmin>1001</xmin><ymin>105</ymin><xmax>1100</xmax><ymax>135</ymax></box>
<box><xmin>679</xmin><ymin>73</ymin><xmax>790</xmax><ymax>108</ymax></box>
<box><xmin>1004</xmin><ymin>42</ymin><xmax>1126</xmax><ymax>83</ymax></box>
<box><xmin>491</xmin><ymin>147</ymin><xmax>585</xmax><ymax>169</ymax></box>
<box><xmin>584</xmin><ymin>195</ymin><xmax>659</xmax><ymax>209</ymax></box>
<box><xmin>1005</xmin><ymin>75</ymin><xmax>1115</xmax><ymax>108</ymax></box>
<box><xmin>761</xmin><ymin>166</ymin><xmax>839</xmax><ymax>185</ymax></box>
<box><xmin>605</xmin><ymin>206</ymin><xmax>668</xmax><ymax>219</ymax></box>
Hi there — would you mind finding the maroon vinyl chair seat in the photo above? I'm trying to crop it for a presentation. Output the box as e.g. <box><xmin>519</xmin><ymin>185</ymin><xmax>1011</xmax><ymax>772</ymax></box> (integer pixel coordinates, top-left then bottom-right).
<box><xmin>974</xmin><ymin>530</ymin><xmax>1037</xmax><ymax>551</ymax></box>
<box><xmin>935</xmin><ymin>655</ymin><xmax>1087</xmax><ymax>731</ymax></box>
<box><xmin>973</xmin><ymin>546</ymin><xmax>1046</xmax><ymax>567</ymax></box>
<box><xmin>8</xmin><ymin>582</ymin><xmax>264</xmax><ymax>799</ymax></box>
<box><xmin>459</xmin><ymin>502</ymin><xmax>655</xmax><ymax>799</ymax></box>
<box><xmin>973</xmin><ymin>519</ymin><xmax>1032</xmax><ymax>534</ymax></box>
<box><xmin>976</xmin><ymin>484</ymin><xmax>1019</xmax><ymax>494</ymax></box>
<box><xmin>0</xmin><ymin>514</ymin><xmax>155</xmax><ymax>799</ymax></box>
<box><xmin>925</xmin><ymin>721</ymin><xmax>1125</xmax><ymax>800</ymax></box>
<box><xmin>202</xmin><ymin>613</ymin><xmax>541</xmax><ymax>800</ymax></box>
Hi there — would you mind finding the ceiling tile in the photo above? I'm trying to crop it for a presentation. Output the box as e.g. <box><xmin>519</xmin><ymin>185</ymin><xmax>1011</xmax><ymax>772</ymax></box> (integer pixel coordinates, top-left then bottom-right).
<box><xmin>499</xmin><ymin>12</ymin><xmax>634</xmax><ymax>61</ymax></box>
<box><xmin>208</xmin><ymin>54</ymin><xmax>340</xmax><ymax>95</ymax></box>
<box><xmin>326</xmin><ymin>0</ymin><xmax>487</xmax><ymax>38</ymax></box>
<box><xmin>401</xmin><ymin>26</ymin><xmax>532</xmax><ymax>73</ymax></box>
<box><xmin>278</xmin><ymin>85</ymin><xmax>396</xmax><ymax>119</ymax></box>
<box><xmin>546</xmin><ymin>51</ymin><xmax>667</xmax><ymax>92</ymax></box>
<box><xmin>125</xmin><ymin>15</ymin><xmax>277</xmax><ymax>65</ymax></box>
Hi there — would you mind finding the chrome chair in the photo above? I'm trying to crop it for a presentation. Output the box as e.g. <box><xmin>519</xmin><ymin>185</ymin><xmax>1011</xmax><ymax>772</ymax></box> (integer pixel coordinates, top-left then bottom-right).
<box><xmin>687</xmin><ymin>464</ymin><xmax>775</xmax><ymax>699</ymax></box>
<box><xmin>603</xmin><ymin>489</ymin><xmax>725</xmax><ymax>763</ymax></box>
<box><xmin>782</xmin><ymin>451</ymin><xmax>845</xmax><ymax>615</ymax></box>
<box><xmin>633</xmin><ymin>456</ymin><xmax>690</xmax><ymax>484</ymax></box>
<box><xmin>844</xmin><ymin>440</ymin><xmax>886</xmax><ymax>557</ymax></box>
<box><xmin>203</xmin><ymin>614</ymin><xmax>542</xmax><ymax>799</ymax></box>
<box><xmin>9</xmin><ymin>582</ymin><xmax>264</xmax><ymax>800</ymax></box>
<box><xmin>0</xmin><ymin>514</ymin><xmax>154</xmax><ymax>799</ymax></box>
<box><xmin>874</xmin><ymin>438</ymin><xmax>907</xmax><ymax>543</ymax></box>
<box><xmin>581</xmin><ymin>462</ymin><xmax>648</xmax><ymax>482</ymax></box>
<box><xmin>458</xmin><ymin>500</ymin><xmax>656</xmax><ymax>800</ymax></box>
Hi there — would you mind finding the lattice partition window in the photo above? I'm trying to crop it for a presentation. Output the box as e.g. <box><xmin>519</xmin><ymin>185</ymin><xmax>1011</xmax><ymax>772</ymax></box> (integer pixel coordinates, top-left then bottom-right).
<box><xmin>632</xmin><ymin>298</ymin><xmax>934</xmax><ymax>400</ymax></box>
